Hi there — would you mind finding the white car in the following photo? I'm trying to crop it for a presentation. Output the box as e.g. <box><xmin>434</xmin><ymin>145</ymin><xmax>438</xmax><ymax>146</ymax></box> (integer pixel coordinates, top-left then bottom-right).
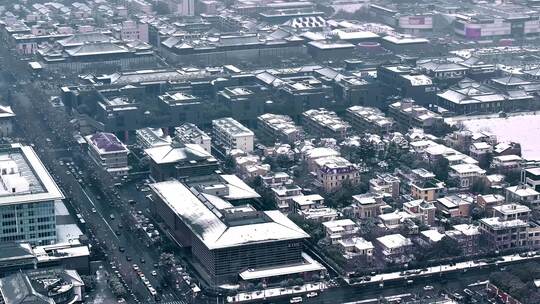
<box><xmin>306</xmin><ymin>292</ymin><xmax>318</xmax><ymax>298</ymax></box>
<box><xmin>423</xmin><ymin>285</ymin><xmax>434</xmax><ymax>291</ymax></box>
<box><xmin>151</xmin><ymin>270</ymin><xmax>158</xmax><ymax>276</ymax></box>
<box><xmin>290</xmin><ymin>297</ymin><xmax>303</xmax><ymax>303</ymax></box>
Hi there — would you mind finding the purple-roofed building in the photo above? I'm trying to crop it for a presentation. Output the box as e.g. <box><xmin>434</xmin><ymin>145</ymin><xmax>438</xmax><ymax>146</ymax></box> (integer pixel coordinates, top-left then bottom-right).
<box><xmin>85</xmin><ymin>132</ymin><xmax>129</xmax><ymax>178</ymax></box>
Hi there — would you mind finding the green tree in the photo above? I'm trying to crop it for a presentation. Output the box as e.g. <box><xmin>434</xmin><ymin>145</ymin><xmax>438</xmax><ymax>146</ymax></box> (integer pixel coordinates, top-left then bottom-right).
<box><xmin>432</xmin><ymin>158</ymin><xmax>450</xmax><ymax>181</ymax></box>
<box><xmin>419</xmin><ymin>236</ymin><xmax>463</xmax><ymax>261</ymax></box>
<box><xmin>471</xmin><ymin>179</ymin><xmax>489</xmax><ymax>194</ymax></box>
<box><xmin>159</xmin><ymin>252</ymin><xmax>176</xmax><ymax>268</ymax></box>
<box><xmin>479</xmin><ymin>153</ymin><xmax>493</xmax><ymax>170</ymax></box>
<box><xmin>81</xmin><ymin>275</ymin><xmax>96</xmax><ymax>291</ymax></box>
<box><xmin>429</xmin><ymin>122</ymin><xmax>457</xmax><ymax>137</ymax></box>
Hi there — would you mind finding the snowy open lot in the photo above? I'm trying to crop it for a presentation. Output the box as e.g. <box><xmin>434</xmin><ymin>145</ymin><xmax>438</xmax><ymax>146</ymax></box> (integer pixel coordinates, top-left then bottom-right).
<box><xmin>447</xmin><ymin>113</ymin><xmax>540</xmax><ymax>161</ymax></box>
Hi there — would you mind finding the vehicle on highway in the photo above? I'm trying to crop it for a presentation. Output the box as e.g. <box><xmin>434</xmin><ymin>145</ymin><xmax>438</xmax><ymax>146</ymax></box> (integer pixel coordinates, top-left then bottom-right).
<box><xmin>290</xmin><ymin>296</ymin><xmax>302</xmax><ymax>303</ymax></box>
<box><xmin>306</xmin><ymin>292</ymin><xmax>318</xmax><ymax>298</ymax></box>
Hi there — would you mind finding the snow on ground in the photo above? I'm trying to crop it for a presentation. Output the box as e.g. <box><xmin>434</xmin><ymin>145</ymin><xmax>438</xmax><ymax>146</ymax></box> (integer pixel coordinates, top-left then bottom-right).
<box><xmin>447</xmin><ymin>113</ymin><xmax>540</xmax><ymax>161</ymax></box>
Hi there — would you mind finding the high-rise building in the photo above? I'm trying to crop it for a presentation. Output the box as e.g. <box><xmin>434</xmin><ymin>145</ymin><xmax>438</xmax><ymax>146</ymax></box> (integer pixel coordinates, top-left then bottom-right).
<box><xmin>0</xmin><ymin>144</ymin><xmax>63</xmax><ymax>245</ymax></box>
<box><xmin>168</xmin><ymin>0</ymin><xmax>195</xmax><ymax>16</ymax></box>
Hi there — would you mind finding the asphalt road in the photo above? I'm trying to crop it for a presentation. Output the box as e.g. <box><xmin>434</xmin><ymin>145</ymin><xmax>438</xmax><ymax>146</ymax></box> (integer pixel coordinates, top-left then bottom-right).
<box><xmin>11</xmin><ymin>89</ymin><xmax>184</xmax><ymax>303</ymax></box>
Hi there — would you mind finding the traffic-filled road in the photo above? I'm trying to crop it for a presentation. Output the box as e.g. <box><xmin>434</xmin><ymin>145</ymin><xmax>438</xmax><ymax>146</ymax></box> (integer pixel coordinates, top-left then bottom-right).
<box><xmin>3</xmin><ymin>56</ymin><xmax>187</xmax><ymax>303</ymax></box>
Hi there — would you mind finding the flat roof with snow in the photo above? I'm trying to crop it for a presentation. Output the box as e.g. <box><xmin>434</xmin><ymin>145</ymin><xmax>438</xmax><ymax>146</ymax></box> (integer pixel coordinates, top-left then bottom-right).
<box><xmin>150</xmin><ymin>180</ymin><xmax>308</xmax><ymax>250</ymax></box>
<box><xmin>0</xmin><ymin>144</ymin><xmax>64</xmax><ymax>206</ymax></box>
<box><xmin>239</xmin><ymin>252</ymin><xmax>325</xmax><ymax>280</ymax></box>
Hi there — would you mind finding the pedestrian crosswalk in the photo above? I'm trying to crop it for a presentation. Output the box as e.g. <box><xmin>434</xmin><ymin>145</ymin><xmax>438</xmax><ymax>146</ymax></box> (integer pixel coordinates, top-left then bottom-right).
<box><xmin>159</xmin><ymin>301</ymin><xmax>187</xmax><ymax>304</ymax></box>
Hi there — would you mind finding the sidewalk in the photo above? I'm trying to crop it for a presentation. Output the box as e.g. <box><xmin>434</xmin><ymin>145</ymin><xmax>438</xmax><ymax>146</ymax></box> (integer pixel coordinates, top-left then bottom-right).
<box><xmin>227</xmin><ymin>282</ymin><xmax>326</xmax><ymax>303</ymax></box>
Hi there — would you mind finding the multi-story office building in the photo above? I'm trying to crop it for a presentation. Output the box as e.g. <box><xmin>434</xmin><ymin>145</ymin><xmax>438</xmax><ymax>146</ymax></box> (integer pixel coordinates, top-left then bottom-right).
<box><xmin>218</xmin><ymin>86</ymin><xmax>266</xmax><ymax>126</ymax></box>
<box><xmin>302</xmin><ymin>108</ymin><xmax>351</xmax><ymax>140</ymax></box>
<box><xmin>257</xmin><ymin>113</ymin><xmax>304</xmax><ymax>144</ymax></box>
<box><xmin>136</xmin><ymin>127</ymin><xmax>171</xmax><ymax>149</ymax></box>
<box><xmin>150</xmin><ymin>180</ymin><xmax>315</xmax><ymax>284</ymax></box>
<box><xmin>158</xmin><ymin>91</ymin><xmax>203</xmax><ymax>125</ymax></box>
<box><xmin>0</xmin><ymin>144</ymin><xmax>64</xmax><ymax>245</ymax></box>
<box><xmin>345</xmin><ymin>106</ymin><xmax>395</xmax><ymax>134</ymax></box>
<box><xmin>212</xmin><ymin>117</ymin><xmax>254</xmax><ymax>153</ymax></box>
<box><xmin>175</xmin><ymin>123</ymin><xmax>211</xmax><ymax>154</ymax></box>
<box><xmin>388</xmin><ymin>98</ymin><xmax>443</xmax><ymax>129</ymax></box>
<box><xmin>145</xmin><ymin>141</ymin><xmax>219</xmax><ymax>182</ymax></box>
<box><xmin>85</xmin><ymin>132</ymin><xmax>129</xmax><ymax>178</ymax></box>
<box><xmin>377</xmin><ymin>65</ymin><xmax>437</xmax><ymax>105</ymax></box>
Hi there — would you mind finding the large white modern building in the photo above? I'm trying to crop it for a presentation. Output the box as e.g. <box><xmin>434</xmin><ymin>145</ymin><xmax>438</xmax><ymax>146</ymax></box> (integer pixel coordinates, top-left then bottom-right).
<box><xmin>0</xmin><ymin>144</ymin><xmax>64</xmax><ymax>245</ymax></box>
<box><xmin>212</xmin><ymin>117</ymin><xmax>254</xmax><ymax>153</ymax></box>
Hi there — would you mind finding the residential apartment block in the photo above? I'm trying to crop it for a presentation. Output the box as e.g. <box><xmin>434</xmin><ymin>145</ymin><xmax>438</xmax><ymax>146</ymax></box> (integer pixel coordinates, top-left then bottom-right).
<box><xmin>212</xmin><ymin>117</ymin><xmax>254</xmax><ymax>153</ymax></box>
<box><xmin>345</xmin><ymin>106</ymin><xmax>394</xmax><ymax>134</ymax></box>
<box><xmin>302</xmin><ymin>108</ymin><xmax>351</xmax><ymax>140</ymax></box>
<box><xmin>257</xmin><ymin>113</ymin><xmax>304</xmax><ymax>144</ymax></box>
